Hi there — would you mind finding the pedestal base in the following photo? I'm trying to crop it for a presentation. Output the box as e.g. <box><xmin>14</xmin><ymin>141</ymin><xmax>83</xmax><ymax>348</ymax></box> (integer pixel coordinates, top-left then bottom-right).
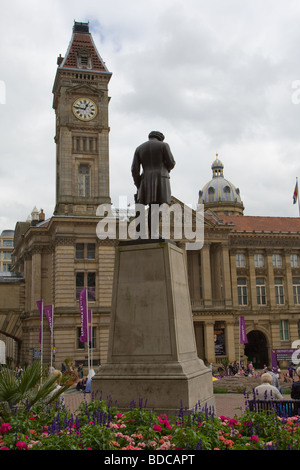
<box><xmin>91</xmin><ymin>240</ymin><xmax>215</xmax><ymax>415</ymax></box>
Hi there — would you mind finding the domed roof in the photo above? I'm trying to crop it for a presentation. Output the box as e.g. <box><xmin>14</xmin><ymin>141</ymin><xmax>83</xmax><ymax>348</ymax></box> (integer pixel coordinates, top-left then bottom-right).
<box><xmin>199</xmin><ymin>155</ymin><xmax>243</xmax><ymax>214</ymax></box>
<box><xmin>1</xmin><ymin>230</ymin><xmax>14</xmax><ymax>237</ymax></box>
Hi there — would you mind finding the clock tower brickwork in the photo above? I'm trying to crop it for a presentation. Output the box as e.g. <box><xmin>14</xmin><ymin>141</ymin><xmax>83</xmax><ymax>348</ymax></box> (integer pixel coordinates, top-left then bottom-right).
<box><xmin>52</xmin><ymin>21</ymin><xmax>112</xmax><ymax>216</ymax></box>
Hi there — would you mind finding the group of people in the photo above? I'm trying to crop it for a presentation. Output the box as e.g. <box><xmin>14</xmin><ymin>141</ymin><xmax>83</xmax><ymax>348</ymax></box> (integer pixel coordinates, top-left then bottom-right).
<box><xmin>216</xmin><ymin>360</ymin><xmax>258</xmax><ymax>377</ymax></box>
<box><xmin>254</xmin><ymin>366</ymin><xmax>300</xmax><ymax>401</ymax></box>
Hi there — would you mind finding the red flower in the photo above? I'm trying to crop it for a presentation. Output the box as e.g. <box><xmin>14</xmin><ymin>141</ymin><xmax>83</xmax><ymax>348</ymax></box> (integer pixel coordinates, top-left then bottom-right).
<box><xmin>153</xmin><ymin>425</ymin><xmax>162</xmax><ymax>432</ymax></box>
<box><xmin>16</xmin><ymin>441</ymin><xmax>28</xmax><ymax>450</ymax></box>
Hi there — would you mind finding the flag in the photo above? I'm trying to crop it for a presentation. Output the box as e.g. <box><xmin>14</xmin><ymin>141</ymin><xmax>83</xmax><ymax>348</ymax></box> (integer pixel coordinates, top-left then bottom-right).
<box><xmin>239</xmin><ymin>316</ymin><xmax>248</xmax><ymax>344</ymax></box>
<box><xmin>36</xmin><ymin>300</ymin><xmax>43</xmax><ymax>344</ymax></box>
<box><xmin>79</xmin><ymin>288</ymin><xmax>88</xmax><ymax>342</ymax></box>
<box><xmin>293</xmin><ymin>180</ymin><xmax>298</xmax><ymax>204</ymax></box>
<box><xmin>44</xmin><ymin>305</ymin><xmax>53</xmax><ymax>337</ymax></box>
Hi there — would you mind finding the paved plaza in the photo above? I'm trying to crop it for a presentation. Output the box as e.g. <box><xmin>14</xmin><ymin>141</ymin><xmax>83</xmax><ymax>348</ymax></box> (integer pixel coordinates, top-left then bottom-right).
<box><xmin>63</xmin><ymin>388</ymin><xmax>248</xmax><ymax>418</ymax></box>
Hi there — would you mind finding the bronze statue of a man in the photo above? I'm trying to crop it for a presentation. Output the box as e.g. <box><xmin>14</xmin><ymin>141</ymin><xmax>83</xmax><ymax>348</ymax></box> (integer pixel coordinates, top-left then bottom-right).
<box><xmin>131</xmin><ymin>131</ymin><xmax>176</xmax><ymax>206</ymax></box>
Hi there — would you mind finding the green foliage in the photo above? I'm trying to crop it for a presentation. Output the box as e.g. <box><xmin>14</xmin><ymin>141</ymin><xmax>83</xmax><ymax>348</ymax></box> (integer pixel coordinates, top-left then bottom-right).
<box><xmin>1</xmin><ymin>395</ymin><xmax>300</xmax><ymax>450</ymax></box>
<box><xmin>0</xmin><ymin>362</ymin><xmax>71</xmax><ymax>418</ymax></box>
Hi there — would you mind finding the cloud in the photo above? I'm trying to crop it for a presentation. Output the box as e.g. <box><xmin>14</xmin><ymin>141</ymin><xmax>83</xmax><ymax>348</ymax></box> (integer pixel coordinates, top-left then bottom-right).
<box><xmin>1</xmin><ymin>0</ymin><xmax>300</xmax><ymax>234</ymax></box>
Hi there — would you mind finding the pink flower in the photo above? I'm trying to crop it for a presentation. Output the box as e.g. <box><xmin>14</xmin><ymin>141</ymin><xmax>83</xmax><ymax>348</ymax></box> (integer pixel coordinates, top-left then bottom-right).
<box><xmin>219</xmin><ymin>416</ymin><xmax>229</xmax><ymax>421</ymax></box>
<box><xmin>228</xmin><ymin>418</ymin><xmax>238</xmax><ymax>426</ymax></box>
<box><xmin>16</xmin><ymin>441</ymin><xmax>28</xmax><ymax>450</ymax></box>
<box><xmin>250</xmin><ymin>435</ymin><xmax>259</xmax><ymax>442</ymax></box>
<box><xmin>153</xmin><ymin>424</ymin><xmax>162</xmax><ymax>432</ymax></box>
<box><xmin>0</xmin><ymin>446</ymin><xmax>10</xmax><ymax>450</ymax></box>
<box><xmin>115</xmin><ymin>413</ymin><xmax>123</xmax><ymax>418</ymax></box>
<box><xmin>0</xmin><ymin>423</ymin><xmax>11</xmax><ymax>434</ymax></box>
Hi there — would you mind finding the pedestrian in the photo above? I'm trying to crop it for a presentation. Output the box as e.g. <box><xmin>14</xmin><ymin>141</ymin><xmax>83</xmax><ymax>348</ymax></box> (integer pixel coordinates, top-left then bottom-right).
<box><xmin>254</xmin><ymin>373</ymin><xmax>283</xmax><ymax>400</ymax></box>
<box><xmin>291</xmin><ymin>367</ymin><xmax>300</xmax><ymax>399</ymax></box>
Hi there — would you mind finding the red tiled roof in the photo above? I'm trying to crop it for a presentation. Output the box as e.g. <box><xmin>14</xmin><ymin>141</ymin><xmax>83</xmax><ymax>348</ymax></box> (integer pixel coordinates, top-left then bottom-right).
<box><xmin>220</xmin><ymin>215</ymin><xmax>300</xmax><ymax>233</ymax></box>
<box><xmin>61</xmin><ymin>32</ymin><xmax>107</xmax><ymax>72</ymax></box>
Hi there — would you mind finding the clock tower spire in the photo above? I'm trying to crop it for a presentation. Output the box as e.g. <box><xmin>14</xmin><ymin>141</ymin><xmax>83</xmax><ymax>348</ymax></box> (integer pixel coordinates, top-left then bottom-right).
<box><xmin>52</xmin><ymin>21</ymin><xmax>112</xmax><ymax>216</ymax></box>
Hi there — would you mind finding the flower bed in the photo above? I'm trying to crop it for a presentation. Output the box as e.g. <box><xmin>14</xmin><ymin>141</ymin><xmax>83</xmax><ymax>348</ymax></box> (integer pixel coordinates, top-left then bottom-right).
<box><xmin>1</xmin><ymin>397</ymin><xmax>300</xmax><ymax>450</ymax></box>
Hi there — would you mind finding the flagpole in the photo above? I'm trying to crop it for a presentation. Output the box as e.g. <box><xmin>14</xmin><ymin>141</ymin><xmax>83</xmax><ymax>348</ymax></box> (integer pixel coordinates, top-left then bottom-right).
<box><xmin>91</xmin><ymin>310</ymin><xmax>93</xmax><ymax>372</ymax></box>
<box><xmin>50</xmin><ymin>304</ymin><xmax>54</xmax><ymax>370</ymax></box>
<box><xmin>41</xmin><ymin>300</ymin><xmax>44</xmax><ymax>384</ymax></box>
<box><xmin>297</xmin><ymin>177</ymin><xmax>300</xmax><ymax>217</ymax></box>
<box><xmin>238</xmin><ymin>317</ymin><xmax>241</xmax><ymax>372</ymax></box>
<box><xmin>86</xmin><ymin>289</ymin><xmax>90</xmax><ymax>373</ymax></box>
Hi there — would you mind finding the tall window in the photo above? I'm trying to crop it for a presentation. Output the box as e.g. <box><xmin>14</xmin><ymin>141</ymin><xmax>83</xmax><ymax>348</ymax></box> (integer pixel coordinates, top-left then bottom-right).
<box><xmin>78</xmin><ymin>164</ymin><xmax>90</xmax><ymax>197</ymax></box>
<box><xmin>236</xmin><ymin>253</ymin><xmax>246</xmax><ymax>267</ymax></box>
<box><xmin>279</xmin><ymin>320</ymin><xmax>289</xmax><ymax>341</ymax></box>
<box><xmin>272</xmin><ymin>254</ymin><xmax>282</xmax><ymax>267</ymax></box>
<box><xmin>76</xmin><ymin>243</ymin><xmax>95</xmax><ymax>260</ymax></box>
<box><xmin>254</xmin><ymin>253</ymin><xmax>264</xmax><ymax>268</ymax></box>
<box><xmin>275</xmin><ymin>277</ymin><xmax>285</xmax><ymax>305</ymax></box>
<box><xmin>293</xmin><ymin>277</ymin><xmax>300</xmax><ymax>305</ymax></box>
<box><xmin>77</xmin><ymin>326</ymin><xmax>96</xmax><ymax>349</ymax></box>
<box><xmin>256</xmin><ymin>278</ymin><xmax>266</xmax><ymax>305</ymax></box>
<box><xmin>237</xmin><ymin>278</ymin><xmax>248</xmax><ymax>305</ymax></box>
<box><xmin>76</xmin><ymin>272</ymin><xmax>96</xmax><ymax>301</ymax></box>
<box><xmin>291</xmin><ymin>254</ymin><xmax>299</xmax><ymax>268</ymax></box>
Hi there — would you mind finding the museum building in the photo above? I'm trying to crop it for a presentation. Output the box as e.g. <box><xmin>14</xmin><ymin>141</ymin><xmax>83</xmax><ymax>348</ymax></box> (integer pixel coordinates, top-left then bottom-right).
<box><xmin>1</xmin><ymin>22</ymin><xmax>300</xmax><ymax>369</ymax></box>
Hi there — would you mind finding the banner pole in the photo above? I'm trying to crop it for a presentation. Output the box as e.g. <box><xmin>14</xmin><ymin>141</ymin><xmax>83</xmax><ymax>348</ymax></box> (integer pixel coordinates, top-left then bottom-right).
<box><xmin>50</xmin><ymin>305</ymin><xmax>54</xmax><ymax>370</ymax></box>
<box><xmin>41</xmin><ymin>300</ymin><xmax>43</xmax><ymax>384</ymax></box>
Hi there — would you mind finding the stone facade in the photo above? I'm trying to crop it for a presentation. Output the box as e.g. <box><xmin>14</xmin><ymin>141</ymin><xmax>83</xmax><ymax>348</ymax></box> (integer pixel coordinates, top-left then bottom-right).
<box><xmin>1</xmin><ymin>22</ymin><xmax>300</xmax><ymax>372</ymax></box>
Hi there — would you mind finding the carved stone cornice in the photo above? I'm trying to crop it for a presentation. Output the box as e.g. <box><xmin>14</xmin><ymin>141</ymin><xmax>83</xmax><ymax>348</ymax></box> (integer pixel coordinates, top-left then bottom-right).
<box><xmin>54</xmin><ymin>237</ymin><xmax>76</xmax><ymax>247</ymax></box>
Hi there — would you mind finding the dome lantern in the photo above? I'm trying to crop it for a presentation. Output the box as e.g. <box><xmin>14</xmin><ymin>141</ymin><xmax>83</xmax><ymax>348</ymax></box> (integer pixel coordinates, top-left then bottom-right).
<box><xmin>199</xmin><ymin>154</ymin><xmax>244</xmax><ymax>216</ymax></box>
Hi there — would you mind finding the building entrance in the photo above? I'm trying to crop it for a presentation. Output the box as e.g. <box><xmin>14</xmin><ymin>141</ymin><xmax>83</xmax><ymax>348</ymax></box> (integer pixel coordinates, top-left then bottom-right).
<box><xmin>244</xmin><ymin>330</ymin><xmax>269</xmax><ymax>369</ymax></box>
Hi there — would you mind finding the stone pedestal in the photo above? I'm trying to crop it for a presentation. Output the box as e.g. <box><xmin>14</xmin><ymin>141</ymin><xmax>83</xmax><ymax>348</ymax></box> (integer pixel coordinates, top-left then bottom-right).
<box><xmin>91</xmin><ymin>240</ymin><xmax>215</xmax><ymax>414</ymax></box>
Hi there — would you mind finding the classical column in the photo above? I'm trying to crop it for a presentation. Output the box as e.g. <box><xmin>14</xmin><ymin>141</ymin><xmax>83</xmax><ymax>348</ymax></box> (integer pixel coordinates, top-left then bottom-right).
<box><xmin>284</xmin><ymin>251</ymin><xmax>294</xmax><ymax>307</ymax></box>
<box><xmin>31</xmin><ymin>247</ymin><xmax>42</xmax><ymax>311</ymax></box>
<box><xmin>266</xmin><ymin>250</ymin><xmax>276</xmax><ymax>307</ymax></box>
<box><xmin>204</xmin><ymin>321</ymin><xmax>215</xmax><ymax>363</ymax></box>
<box><xmin>202</xmin><ymin>243</ymin><xmax>212</xmax><ymax>307</ymax></box>
<box><xmin>226</xmin><ymin>321</ymin><xmax>236</xmax><ymax>362</ymax></box>
<box><xmin>248</xmin><ymin>249</ymin><xmax>257</xmax><ymax>307</ymax></box>
<box><xmin>221</xmin><ymin>244</ymin><xmax>232</xmax><ymax>307</ymax></box>
<box><xmin>230</xmin><ymin>250</ymin><xmax>239</xmax><ymax>307</ymax></box>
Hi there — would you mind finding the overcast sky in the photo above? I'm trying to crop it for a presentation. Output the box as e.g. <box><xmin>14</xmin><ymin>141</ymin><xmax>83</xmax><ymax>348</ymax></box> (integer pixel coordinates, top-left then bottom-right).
<box><xmin>1</xmin><ymin>0</ymin><xmax>300</xmax><ymax>233</ymax></box>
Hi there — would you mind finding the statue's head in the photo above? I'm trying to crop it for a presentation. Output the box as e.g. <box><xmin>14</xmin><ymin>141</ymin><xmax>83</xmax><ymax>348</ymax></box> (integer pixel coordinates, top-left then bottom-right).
<box><xmin>148</xmin><ymin>131</ymin><xmax>165</xmax><ymax>141</ymax></box>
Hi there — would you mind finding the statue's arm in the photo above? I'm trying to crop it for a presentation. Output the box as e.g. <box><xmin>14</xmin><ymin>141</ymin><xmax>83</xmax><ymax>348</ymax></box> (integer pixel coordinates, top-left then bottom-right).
<box><xmin>131</xmin><ymin>151</ymin><xmax>141</xmax><ymax>188</ymax></box>
<box><xmin>163</xmin><ymin>143</ymin><xmax>176</xmax><ymax>172</ymax></box>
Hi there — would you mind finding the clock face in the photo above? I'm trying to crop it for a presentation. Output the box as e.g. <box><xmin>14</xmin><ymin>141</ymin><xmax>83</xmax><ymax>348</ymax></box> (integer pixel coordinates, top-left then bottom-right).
<box><xmin>72</xmin><ymin>98</ymin><xmax>98</xmax><ymax>121</ymax></box>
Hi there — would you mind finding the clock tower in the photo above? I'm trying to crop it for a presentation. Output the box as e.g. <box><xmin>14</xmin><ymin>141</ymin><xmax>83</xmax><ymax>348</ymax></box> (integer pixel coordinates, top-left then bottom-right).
<box><xmin>52</xmin><ymin>21</ymin><xmax>112</xmax><ymax>216</ymax></box>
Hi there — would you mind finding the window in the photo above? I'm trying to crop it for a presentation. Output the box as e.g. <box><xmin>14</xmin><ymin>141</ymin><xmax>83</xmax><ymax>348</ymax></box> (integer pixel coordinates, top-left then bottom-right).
<box><xmin>293</xmin><ymin>277</ymin><xmax>300</xmax><ymax>305</ymax></box>
<box><xmin>77</xmin><ymin>326</ymin><xmax>96</xmax><ymax>349</ymax></box>
<box><xmin>291</xmin><ymin>254</ymin><xmax>299</xmax><ymax>268</ymax></box>
<box><xmin>275</xmin><ymin>277</ymin><xmax>285</xmax><ymax>305</ymax></box>
<box><xmin>87</xmin><ymin>273</ymin><xmax>96</xmax><ymax>301</ymax></box>
<box><xmin>237</xmin><ymin>278</ymin><xmax>247</xmax><ymax>305</ymax></box>
<box><xmin>272</xmin><ymin>254</ymin><xmax>282</xmax><ymax>267</ymax></box>
<box><xmin>279</xmin><ymin>320</ymin><xmax>289</xmax><ymax>341</ymax></box>
<box><xmin>236</xmin><ymin>253</ymin><xmax>246</xmax><ymax>268</ymax></box>
<box><xmin>3</xmin><ymin>252</ymin><xmax>11</xmax><ymax>260</ymax></box>
<box><xmin>78</xmin><ymin>164</ymin><xmax>90</xmax><ymax>197</ymax></box>
<box><xmin>254</xmin><ymin>254</ymin><xmax>264</xmax><ymax>268</ymax></box>
<box><xmin>76</xmin><ymin>272</ymin><xmax>96</xmax><ymax>301</ymax></box>
<box><xmin>3</xmin><ymin>240</ymin><xmax>13</xmax><ymax>247</ymax></box>
<box><xmin>256</xmin><ymin>278</ymin><xmax>266</xmax><ymax>305</ymax></box>
<box><xmin>76</xmin><ymin>243</ymin><xmax>96</xmax><ymax>260</ymax></box>
<box><xmin>2</xmin><ymin>264</ymin><xmax>10</xmax><ymax>273</ymax></box>
<box><xmin>87</xmin><ymin>244</ymin><xmax>95</xmax><ymax>259</ymax></box>
<box><xmin>77</xmin><ymin>327</ymin><xmax>85</xmax><ymax>349</ymax></box>
<box><xmin>76</xmin><ymin>243</ymin><xmax>85</xmax><ymax>259</ymax></box>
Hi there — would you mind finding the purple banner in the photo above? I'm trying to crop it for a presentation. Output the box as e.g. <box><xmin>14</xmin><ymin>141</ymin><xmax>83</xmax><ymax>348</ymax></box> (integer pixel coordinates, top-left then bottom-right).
<box><xmin>44</xmin><ymin>305</ymin><xmax>53</xmax><ymax>337</ymax></box>
<box><xmin>79</xmin><ymin>289</ymin><xmax>88</xmax><ymax>342</ymax></box>
<box><xmin>239</xmin><ymin>316</ymin><xmax>248</xmax><ymax>344</ymax></box>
